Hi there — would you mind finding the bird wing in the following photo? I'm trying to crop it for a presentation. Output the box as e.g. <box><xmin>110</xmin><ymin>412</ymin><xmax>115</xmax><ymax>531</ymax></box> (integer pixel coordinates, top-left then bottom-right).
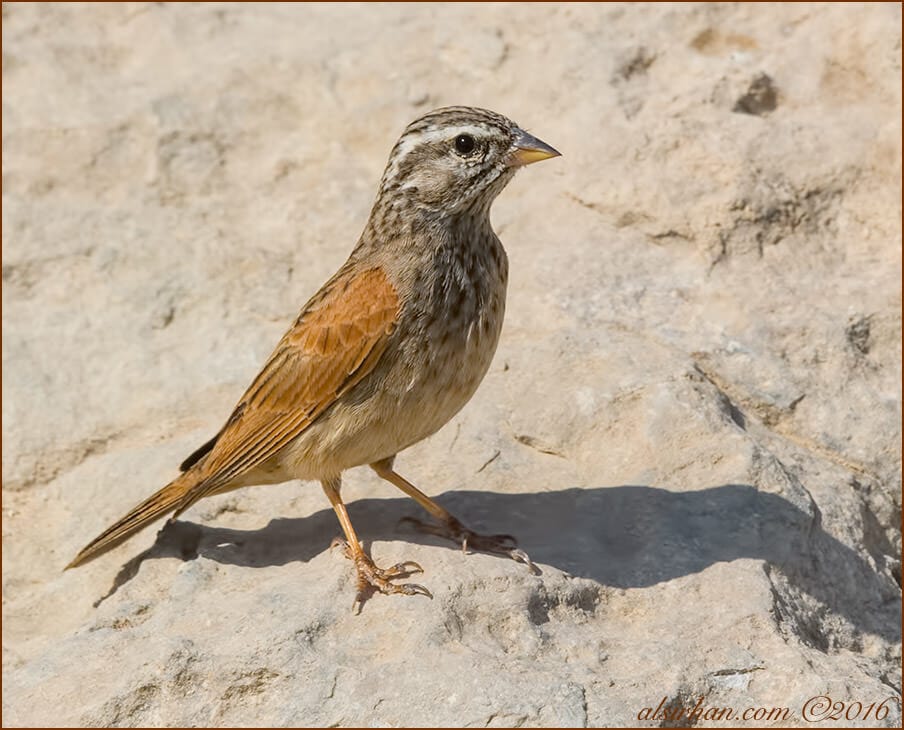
<box><xmin>178</xmin><ymin>265</ymin><xmax>399</xmax><ymax>507</ymax></box>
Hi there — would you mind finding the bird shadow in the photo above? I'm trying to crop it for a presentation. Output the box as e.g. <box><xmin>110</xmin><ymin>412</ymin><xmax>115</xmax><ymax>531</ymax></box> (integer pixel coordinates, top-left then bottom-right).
<box><xmin>97</xmin><ymin>483</ymin><xmax>901</xmax><ymax>644</ymax></box>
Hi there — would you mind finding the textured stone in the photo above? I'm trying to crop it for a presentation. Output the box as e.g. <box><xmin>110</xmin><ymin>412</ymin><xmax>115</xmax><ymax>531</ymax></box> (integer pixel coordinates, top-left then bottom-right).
<box><xmin>2</xmin><ymin>3</ymin><xmax>900</xmax><ymax>727</ymax></box>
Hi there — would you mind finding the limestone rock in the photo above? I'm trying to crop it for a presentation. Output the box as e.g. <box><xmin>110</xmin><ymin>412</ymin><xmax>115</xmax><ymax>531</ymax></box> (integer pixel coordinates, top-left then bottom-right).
<box><xmin>3</xmin><ymin>3</ymin><xmax>900</xmax><ymax>727</ymax></box>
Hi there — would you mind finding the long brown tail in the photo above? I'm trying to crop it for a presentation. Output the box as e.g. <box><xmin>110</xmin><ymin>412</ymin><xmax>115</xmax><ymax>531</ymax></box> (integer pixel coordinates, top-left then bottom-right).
<box><xmin>66</xmin><ymin>471</ymin><xmax>200</xmax><ymax>569</ymax></box>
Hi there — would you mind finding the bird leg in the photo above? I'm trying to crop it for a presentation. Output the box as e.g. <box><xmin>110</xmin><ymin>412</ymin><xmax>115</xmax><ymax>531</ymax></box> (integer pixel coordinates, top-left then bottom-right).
<box><xmin>321</xmin><ymin>477</ymin><xmax>432</xmax><ymax>611</ymax></box>
<box><xmin>370</xmin><ymin>458</ymin><xmax>538</xmax><ymax>574</ymax></box>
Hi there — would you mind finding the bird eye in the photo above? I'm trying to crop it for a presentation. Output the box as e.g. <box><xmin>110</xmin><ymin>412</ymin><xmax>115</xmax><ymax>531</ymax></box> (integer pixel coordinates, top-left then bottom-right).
<box><xmin>454</xmin><ymin>134</ymin><xmax>476</xmax><ymax>155</ymax></box>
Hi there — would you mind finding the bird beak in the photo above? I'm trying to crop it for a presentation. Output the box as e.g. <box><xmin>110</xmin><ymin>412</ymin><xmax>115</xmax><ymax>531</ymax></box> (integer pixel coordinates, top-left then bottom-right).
<box><xmin>508</xmin><ymin>128</ymin><xmax>561</xmax><ymax>167</ymax></box>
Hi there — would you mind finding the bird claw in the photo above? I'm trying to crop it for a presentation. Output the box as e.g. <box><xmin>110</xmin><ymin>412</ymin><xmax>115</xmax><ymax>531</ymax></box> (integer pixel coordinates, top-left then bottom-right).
<box><xmin>331</xmin><ymin>537</ymin><xmax>433</xmax><ymax>612</ymax></box>
<box><xmin>330</xmin><ymin>536</ymin><xmax>351</xmax><ymax>556</ymax></box>
<box><xmin>508</xmin><ymin>547</ymin><xmax>540</xmax><ymax>575</ymax></box>
<box><xmin>460</xmin><ymin>530</ymin><xmax>516</xmax><ymax>554</ymax></box>
<box><xmin>392</xmin><ymin>582</ymin><xmax>433</xmax><ymax>598</ymax></box>
<box><xmin>398</xmin><ymin>515</ymin><xmax>538</xmax><ymax>573</ymax></box>
<box><xmin>385</xmin><ymin>560</ymin><xmax>425</xmax><ymax>577</ymax></box>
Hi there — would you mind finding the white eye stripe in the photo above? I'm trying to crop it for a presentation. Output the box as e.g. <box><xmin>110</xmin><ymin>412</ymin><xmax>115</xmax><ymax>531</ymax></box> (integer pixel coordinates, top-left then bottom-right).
<box><xmin>382</xmin><ymin>122</ymin><xmax>505</xmax><ymax>187</ymax></box>
<box><xmin>395</xmin><ymin>125</ymin><xmax>494</xmax><ymax>160</ymax></box>
<box><xmin>382</xmin><ymin>123</ymin><xmax>505</xmax><ymax>186</ymax></box>
<box><xmin>424</xmin><ymin>124</ymin><xmax>490</xmax><ymax>142</ymax></box>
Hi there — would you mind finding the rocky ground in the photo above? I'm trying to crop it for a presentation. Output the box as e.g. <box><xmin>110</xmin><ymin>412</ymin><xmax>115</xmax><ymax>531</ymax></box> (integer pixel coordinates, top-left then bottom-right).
<box><xmin>2</xmin><ymin>2</ymin><xmax>901</xmax><ymax>727</ymax></box>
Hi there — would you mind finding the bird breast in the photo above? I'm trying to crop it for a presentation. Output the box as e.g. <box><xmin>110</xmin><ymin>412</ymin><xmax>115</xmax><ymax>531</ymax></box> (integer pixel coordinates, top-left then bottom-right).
<box><xmin>281</xmin><ymin>231</ymin><xmax>509</xmax><ymax>477</ymax></box>
<box><xmin>397</xmin><ymin>232</ymin><xmax>508</xmax><ymax>431</ymax></box>
<box><xmin>335</xmin><ymin>227</ymin><xmax>506</xmax><ymax>461</ymax></box>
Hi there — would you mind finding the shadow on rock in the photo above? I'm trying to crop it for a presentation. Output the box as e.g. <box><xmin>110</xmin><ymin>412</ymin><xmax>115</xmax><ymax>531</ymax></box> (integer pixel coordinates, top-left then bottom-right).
<box><xmin>100</xmin><ymin>484</ymin><xmax>901</xmax><ymax>644</ymax></box>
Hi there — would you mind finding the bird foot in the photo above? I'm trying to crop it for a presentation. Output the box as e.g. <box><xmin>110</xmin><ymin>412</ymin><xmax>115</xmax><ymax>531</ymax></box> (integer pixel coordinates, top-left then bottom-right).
<box><xmin>330</xmin><ymin>538</ymin><xmax>433</xmax><ymax>612</ymax></box>
<box><xmin>398</xmin><ymin>516</ymin><xmax>539</xmax><ymax>574</ymax></box>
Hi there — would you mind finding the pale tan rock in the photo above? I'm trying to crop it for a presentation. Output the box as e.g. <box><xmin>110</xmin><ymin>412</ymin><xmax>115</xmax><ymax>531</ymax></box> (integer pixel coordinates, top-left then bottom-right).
<box><xmin>3</xmin><ymin>3</ymin><xmax>900</xmax><ymax>727</ymax></box>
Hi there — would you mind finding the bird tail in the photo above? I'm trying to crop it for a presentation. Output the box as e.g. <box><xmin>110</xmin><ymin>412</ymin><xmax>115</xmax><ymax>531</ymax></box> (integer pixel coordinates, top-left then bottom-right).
<box><xmin>66</xmin><ymin>471</ymin><xmax>200</xmax><ymax>569</ymax></box>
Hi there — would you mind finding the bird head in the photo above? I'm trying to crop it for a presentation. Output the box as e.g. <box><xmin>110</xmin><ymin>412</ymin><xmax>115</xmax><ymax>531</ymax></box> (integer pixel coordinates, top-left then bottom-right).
<box><xmin>376</xmin><ymin>106</ymin><xmax>560</xmax><ymax>219</ymax></box>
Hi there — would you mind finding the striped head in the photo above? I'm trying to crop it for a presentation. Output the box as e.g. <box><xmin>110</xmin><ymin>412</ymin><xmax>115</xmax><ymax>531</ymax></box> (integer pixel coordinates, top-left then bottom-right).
<box><xmin>375</xmin><ymin>106</ymin><xmax>559</xmax><ymax>220</ymax></box>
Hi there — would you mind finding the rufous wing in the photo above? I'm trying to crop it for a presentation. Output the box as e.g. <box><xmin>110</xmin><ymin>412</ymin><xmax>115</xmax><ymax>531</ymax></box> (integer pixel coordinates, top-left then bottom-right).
<box><xmin>178</xmin><ymin>265</ymin><xmax>400</xmax><ymax>508</ymax></box>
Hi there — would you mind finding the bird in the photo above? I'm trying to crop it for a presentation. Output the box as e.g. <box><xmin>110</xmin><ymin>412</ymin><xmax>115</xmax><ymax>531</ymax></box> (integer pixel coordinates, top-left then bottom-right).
<box><xmin>68</xmin><ymin>106</ymin><xmax>560</xmax><ymax>607</ymax></box>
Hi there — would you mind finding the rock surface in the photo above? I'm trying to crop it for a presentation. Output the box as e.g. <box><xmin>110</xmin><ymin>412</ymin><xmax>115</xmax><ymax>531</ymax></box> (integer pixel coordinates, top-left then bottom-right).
<box><xmin>2</xmin><ymin>3</ymin><xmax>901</xmax><ymax>727</ymax></box>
